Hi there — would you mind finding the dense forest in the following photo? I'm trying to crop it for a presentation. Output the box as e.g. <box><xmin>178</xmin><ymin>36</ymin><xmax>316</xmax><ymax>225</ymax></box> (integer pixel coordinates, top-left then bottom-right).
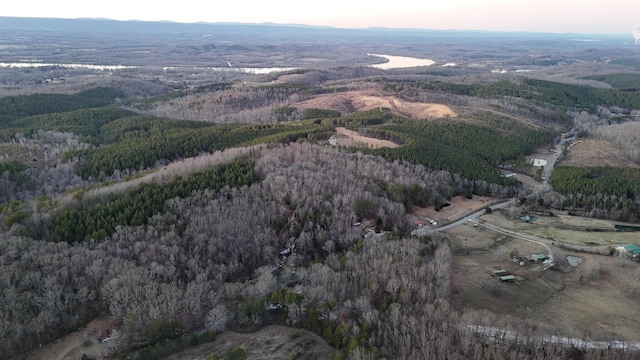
<box><xmin>579</xmin><ymin>74</ymin><xmax>640</xmax><ymax>90</ymax></box>
<box><xmin>3</xmin><ymin>143</ymin><xmax>634</xmax><ymax>360</ymax></box>
<box><xmin>1</xmin><ymin>71</ymin><xmax>640</xmax><ymax>360</ymax></box>
<box><xmin>0</xmin><ymin>88</ymin><xmax>554</xmax><ymax>187</ymax></box>
<box><xmin>548</xmin><ymin>166</ymin><xmax>640</xmax><ymax>221</ymax></box>
<box><xmin>365</xmin><ymin>117</ymin><xmax>555</xmax><ymax>185</ymax></box>
<box><xmin>419</xmin><ymin>78</ymin><xmax>640</xmax><ymax>113</ymax></box>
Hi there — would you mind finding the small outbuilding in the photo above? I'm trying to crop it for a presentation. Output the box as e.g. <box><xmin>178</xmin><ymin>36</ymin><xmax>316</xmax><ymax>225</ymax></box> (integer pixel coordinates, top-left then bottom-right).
<box><xmin>529</xmin><ymin>254</ymin><xmax>549</xmax><ymax>263</ymax></box>
<box><xmin>617</xmin><ymin>244</ymin><xmax>640</xmax><ymax>257</ymax></box>
<box><xmin>520</xmin><ymin>215</ymin><xmax>538</xmax><ymax>223</ymax></box>
<box><xmin>530</xmin><ymin>158</ymin><xmax>548</xmax><ymax>167</ymax></box>
<box><xmin>490</xmin><ymin>269</ymin><xmax>516</xmax><ymax>281</ymax></box>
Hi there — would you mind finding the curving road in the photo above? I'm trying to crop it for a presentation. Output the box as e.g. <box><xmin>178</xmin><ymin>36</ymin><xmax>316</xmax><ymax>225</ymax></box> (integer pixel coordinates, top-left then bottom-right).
<box><xmin>542</xmin><ymin>134</ymin><xmax>575</xmax><ymax>183</ymax></box>
<box><xmin>430</xmin><ymin>134</ymin><xmax>581</xmax><ymax>257</ymax></box>
<box><xmin>466</xmin><ymin>218</ymin><xmax>554</xmax><ymax>264</ymax></box>
<box><xmin>433</xmin><ymin>199</ymin><xmax>515</xmax><ymax>232</ymax></box>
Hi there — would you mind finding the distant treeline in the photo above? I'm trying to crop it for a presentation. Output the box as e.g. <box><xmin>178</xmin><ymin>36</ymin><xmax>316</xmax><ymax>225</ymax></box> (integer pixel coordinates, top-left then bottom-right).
<box><xmin>0</xmin><ymin>87</ymin><xmax>124</xmax><ymax>120</ymax></box>
<box><xmin>0</xmin><ymin>88</ymin><xmax>555</xmax><ymax>186</ymax></box>
<box><xmin>580</xmin><ymin>74</ymin><xmax>640</xmax><ymax>91</ymax></box>
<box><xmin>419</xmin><ymin>78</ymin><xmax>640</xmax><ymax>111</ymax></box>
<box><xmin>0</xmin><ymin>90</ymin><xmax>332</xmax><ymax>179</ymax></box>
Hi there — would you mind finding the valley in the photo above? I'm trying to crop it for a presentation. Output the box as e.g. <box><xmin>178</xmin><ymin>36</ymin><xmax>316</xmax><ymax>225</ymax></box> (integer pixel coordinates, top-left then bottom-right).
<box><xmin>1</xmin><ymin>17</ymin><xmax>640</xmax><ymax>360</ymax></box>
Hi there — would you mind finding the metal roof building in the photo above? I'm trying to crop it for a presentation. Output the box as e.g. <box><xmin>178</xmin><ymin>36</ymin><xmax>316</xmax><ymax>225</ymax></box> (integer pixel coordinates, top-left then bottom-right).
<box><xmin>619</xmin><ymin>244</ymin><xmax>640</xmax><ymax>256</ymax></box>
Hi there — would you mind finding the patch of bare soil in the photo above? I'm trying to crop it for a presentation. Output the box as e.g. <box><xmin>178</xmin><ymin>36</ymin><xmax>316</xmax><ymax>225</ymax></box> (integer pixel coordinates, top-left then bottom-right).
<box><xmin>561</xmin><ymin>138</ymin><xmax>639</xmax><ymax>168</ymax></box>
<box><xmin>24</xmin><ymin>318</ymin><xmax>116</xmax><ymax>360</ymax></box>
<box><xmin>295</xmin><ymin>89</ymin><xmax>456</xmax><ymax>119</ymax></box>
<box><xmin>332</xmin><ymin>127</ymin><xmax>399</xmax><ymax>148</ymax></box>
<box><xmin>163</xmin><ymin>325</ymin><xmax>335</xmax><ymax>360</ymax></box>
<box><xmin>412</xmin><ymin>195</ymin><xmax>494</xmax><ymax>224</ymax></box>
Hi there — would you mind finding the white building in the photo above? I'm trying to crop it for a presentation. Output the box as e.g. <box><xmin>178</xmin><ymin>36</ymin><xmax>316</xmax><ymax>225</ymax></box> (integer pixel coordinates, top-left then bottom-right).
<box><xmin>531</xmin><ymin>158</ymin><xmax>547</xmax><ymax>167</ymax></box>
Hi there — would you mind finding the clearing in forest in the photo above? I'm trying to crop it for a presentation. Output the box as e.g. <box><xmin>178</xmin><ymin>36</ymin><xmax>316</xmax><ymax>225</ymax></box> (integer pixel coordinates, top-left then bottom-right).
<box><xmin>561</xmin><ymin>138</ymin><xmax>639</xmax><ymax>168</ymax></box>
<box><xmin>331</xmin><ymin>127</ymin><xmax>399</xmax><ymax>148</ymax></box>
<box><xmin>163</xmin><ymin>325</ymin><xmax>334</xmax><ymax>360</ymax></box>
<box><xmin>295</xmin><ymin>89</ymin><xmax>456</xmax><ymax>119</ymax></box>
<box><xmin>412</xmin><ymin>195</ymin><xmax>494</xmax><ymax>224</ymax></box>
<box><xmin>25</xmin><ymin>318</ymin><xmax>116</xmax><ymax>360</ymax></box>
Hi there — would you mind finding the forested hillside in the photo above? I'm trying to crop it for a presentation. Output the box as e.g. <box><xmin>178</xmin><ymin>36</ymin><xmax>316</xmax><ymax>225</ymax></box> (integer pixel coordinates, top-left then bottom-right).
<box><xmin>4</xmin><ymin>143</ymin><xmax>633</xmax><ymax>359</ymax></box>
<box><xmin>549</xmin><ymin>166</ymin><xmax>640</xmax><ymax>221</ymax></box>
<box><xmin>366</xmin><ymin>117</ymin><xmax>555</xmax><ymax>185</ymax></box>
<box><xmin>1</xmin><ymin>74</ymin><xmax>639</xmax><ymax>360</ymax></box>
<box><xmin>420</xmin><ymin>78</ymin><xmax>640</xmax><ymax>112</ymax></box>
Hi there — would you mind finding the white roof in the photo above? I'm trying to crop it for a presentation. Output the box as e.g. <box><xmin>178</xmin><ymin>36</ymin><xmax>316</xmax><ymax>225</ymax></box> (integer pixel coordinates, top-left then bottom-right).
<box><xmin>531</xmin><ymin>158</ymin><xmax>547</xmax><ymax>167</ymax></box>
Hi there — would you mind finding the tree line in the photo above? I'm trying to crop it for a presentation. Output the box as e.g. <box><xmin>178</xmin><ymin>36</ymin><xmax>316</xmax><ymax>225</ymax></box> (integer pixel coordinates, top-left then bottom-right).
<box><xmin>44</xmin><ymin>156</ymin><xmax>258</xmax><ymax>242</ymax></box>
<box><xmin>0</xmin><ymin>87</ymin><xmax>124</xmax><ymax>120</ymax></box>
<box><xmin>549</xmin><ymin>165</ymin><xmax>640</xmax><ymax>222</ymax></box>
<box><xmin>360</xmin><ymin>117</ymin><xmax>555</xmax><ymax>185</ymax></box>
<box><xmin>419</xmin><ymin>78</ymin><xmax>640</xmax><ymax>112</ymax></box>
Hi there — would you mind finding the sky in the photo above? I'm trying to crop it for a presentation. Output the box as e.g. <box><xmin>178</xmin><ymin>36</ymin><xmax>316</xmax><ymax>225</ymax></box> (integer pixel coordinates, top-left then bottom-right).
<box><xmin>3</xmin><ymin>0</ymin><xmax>639</xmax><ymax>35</ymax></box>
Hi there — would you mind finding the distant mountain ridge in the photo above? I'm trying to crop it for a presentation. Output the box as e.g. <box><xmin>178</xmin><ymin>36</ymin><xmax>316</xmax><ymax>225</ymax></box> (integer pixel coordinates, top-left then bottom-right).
<box><xmin>0</xmin><ymin>16</ymin><xmax>628</xmax><ymax>40</ymax></box>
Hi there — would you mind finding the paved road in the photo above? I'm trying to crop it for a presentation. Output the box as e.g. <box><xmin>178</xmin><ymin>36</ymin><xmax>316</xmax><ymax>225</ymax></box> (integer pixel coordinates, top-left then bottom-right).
<box><xmin>466</xmin><ymin>218</ymin><xmax>555</xmax><ymax>264</ymax></box>
<box><xmin>542</xmin><ymin>135</ymin><xmax>575</xmax><ymax>183</ymax></box>
<box><xmin>433</xmin><ymin>199</ymin><xmax>515</xmax><ymax>232</ymax></box>
<box><xmin>468</xmin><ymin>325</ymin><xmax>640</xmax><ymax>351</ymax></box>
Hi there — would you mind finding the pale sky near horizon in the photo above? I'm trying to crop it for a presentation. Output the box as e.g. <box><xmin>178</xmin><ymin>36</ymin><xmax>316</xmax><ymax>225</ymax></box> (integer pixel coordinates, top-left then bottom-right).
<box><xmin>3</xmin><ymin>0</ymin><xmax>639</xmax><ymax>35</ymax></box>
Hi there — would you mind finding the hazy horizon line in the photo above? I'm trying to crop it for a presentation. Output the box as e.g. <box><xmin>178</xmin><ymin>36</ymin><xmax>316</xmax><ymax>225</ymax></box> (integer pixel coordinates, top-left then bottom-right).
<box><xmin>0</xmin><ymin>15</ymin><xmax>634</xmax><ymax>37</ymax></box>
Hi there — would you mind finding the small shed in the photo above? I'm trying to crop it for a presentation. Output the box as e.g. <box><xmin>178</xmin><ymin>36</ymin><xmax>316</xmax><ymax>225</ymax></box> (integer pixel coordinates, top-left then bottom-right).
<box><xmin>615</xmin><ymin>224</ymin><xmax>640</xmax><ymax>232</ymax></box>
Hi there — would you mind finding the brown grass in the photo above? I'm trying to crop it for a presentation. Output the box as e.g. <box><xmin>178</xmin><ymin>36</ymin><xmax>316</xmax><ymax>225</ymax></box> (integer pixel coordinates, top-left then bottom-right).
<box><xmin>25</xmin><ymin>318</ymin><xmax>116</xmax><ymax>360</ymax></box>
<box><xmin>295</xmin><ymin>89</ymin><xmax>456</xmax><ymax>119</ymax></box>
<box><xmin>561</xmin><ymin>138</ymin><xmax>639</xmax><ymax>168</ymax></box>
<box><xmin>480</xmin><ymin>210</ymin><xmax>640</xmax><ymax>247</ymax></box>
<box><xmin>412</xmin><ymin>195</ymin><xmax>494</xmax><ymax>223</ymax></box>
<box><xmin>164</xmin><ymin>325</ymin><xmax>335</xmax><ymax>360</ymax></box>
<box><xmin>332</xmin><ymin>127</ymin><xmax>399</xmax><ymax>148</ymax></box>
<box><xmin>449</xmin><ymin>211</ymin><xmax>640</xmax><ymax>341</ymax></box>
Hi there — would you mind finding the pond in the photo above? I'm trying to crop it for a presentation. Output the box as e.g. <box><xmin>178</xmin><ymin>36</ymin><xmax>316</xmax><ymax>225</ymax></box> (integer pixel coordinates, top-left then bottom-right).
<box><xmin>567</xmin><ymin>255</ymin><xmax>582</xmax><ymax>267</ymax></box>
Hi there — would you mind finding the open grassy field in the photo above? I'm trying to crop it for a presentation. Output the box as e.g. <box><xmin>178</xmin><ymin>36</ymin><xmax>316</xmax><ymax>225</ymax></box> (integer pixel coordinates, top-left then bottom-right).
<box><xmin>561</xmin><ymin>138</ymin><xmax>639</xmax><ymax>168</ymax></box>
<box><xmin>412</xmin><ymin>195</ymin><xmax>495</xmax><ymax>225</ymax></box>
<box><xmin>332</xmin><ymin>126</ymin><xmax>399</xmax><ymax>148</ymax></box>
<box><xmin>480</xmin><ymin>210</ymin><xmax>640</xmax><ymax>247</ymax></box>
<box><xmin>448</xmin><ymin>211</ymin><xmax>640</xmax><ymax>341</ymax></box>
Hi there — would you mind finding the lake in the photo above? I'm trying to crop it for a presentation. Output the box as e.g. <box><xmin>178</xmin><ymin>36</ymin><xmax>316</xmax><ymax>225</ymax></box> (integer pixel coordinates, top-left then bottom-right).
<box><xmin>368</xmin><ymin>54</ymin><xmax>435</xmax><ymax>69</ymax></box>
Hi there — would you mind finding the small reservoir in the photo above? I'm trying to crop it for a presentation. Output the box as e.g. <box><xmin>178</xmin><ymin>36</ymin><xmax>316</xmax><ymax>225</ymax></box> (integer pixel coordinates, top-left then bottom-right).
<box><xmin>567</xmin><ymin>255</ymin><xmax>582</xmax><ymax>267</ymax></box>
